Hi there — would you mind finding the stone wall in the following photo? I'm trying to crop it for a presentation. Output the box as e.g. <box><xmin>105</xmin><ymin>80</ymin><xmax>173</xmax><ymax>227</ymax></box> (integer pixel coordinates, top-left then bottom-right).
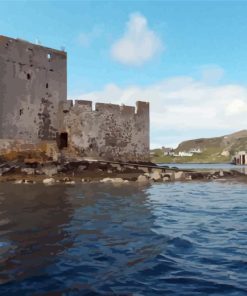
<box><xmin>0</xmin><ymin>35</ymin><xmax>150</xmax><ymax>162</ymax></box>
<box><xmin>0</xmin><ymin>35</ymin><xmax>67</xmax><ymax>141</ymax></box>
<box><xmin>59</xmin><ymin>100</ymin><xmax>150</xmax><ymax>162</ymax></box>
<box><xmin>0</xmin><ymin>139</ymin><xmax>59</xmax><ymax>161</ymax></box>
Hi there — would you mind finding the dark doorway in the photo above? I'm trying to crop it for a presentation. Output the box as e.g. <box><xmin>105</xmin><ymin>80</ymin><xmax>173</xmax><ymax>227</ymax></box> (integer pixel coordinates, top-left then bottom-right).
<box><xmin>58</xmin><ymin>132</ymin><xmax>68</xmax><ymax>149</ymax></box>
<box><xmin>243</xmin><ymin>154</ymin><xmax>246</xmax><ymax>165</ymax></box>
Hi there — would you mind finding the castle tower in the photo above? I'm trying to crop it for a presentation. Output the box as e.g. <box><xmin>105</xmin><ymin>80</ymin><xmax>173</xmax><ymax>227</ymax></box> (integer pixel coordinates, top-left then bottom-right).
<box><xmin>0</xmin><ymin>35</ymin><xmax>67</xmax><ymax>141</ymax></box>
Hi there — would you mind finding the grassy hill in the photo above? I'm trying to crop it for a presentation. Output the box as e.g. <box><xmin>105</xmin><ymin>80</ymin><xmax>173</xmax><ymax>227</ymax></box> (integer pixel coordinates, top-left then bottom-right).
<box><xmin>151</xmin><ymin>130</ymin><xmax>247</xmax><ymax>163</ymax></box>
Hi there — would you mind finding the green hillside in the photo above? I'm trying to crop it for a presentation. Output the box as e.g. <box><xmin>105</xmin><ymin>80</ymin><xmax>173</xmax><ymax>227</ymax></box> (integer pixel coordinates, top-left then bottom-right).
<box><xmin>151</xmin><ymin>130</ymin><xmax>247</xmax><ymax>163</ymax></box>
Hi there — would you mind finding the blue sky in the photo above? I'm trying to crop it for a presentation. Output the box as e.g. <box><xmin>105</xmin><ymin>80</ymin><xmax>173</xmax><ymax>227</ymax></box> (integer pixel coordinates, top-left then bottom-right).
<box><xmin>1</xmin><ymin>0</ymin><xmax>247</xmax><ymax>147</ymax></box>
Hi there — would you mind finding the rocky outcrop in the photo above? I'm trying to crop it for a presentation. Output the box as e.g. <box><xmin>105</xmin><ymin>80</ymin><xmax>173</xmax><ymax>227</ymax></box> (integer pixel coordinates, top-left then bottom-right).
<box><xmin>0</xmin><ymin>159</ymin><xmax>244</xmax><ymax>184</ymax></box>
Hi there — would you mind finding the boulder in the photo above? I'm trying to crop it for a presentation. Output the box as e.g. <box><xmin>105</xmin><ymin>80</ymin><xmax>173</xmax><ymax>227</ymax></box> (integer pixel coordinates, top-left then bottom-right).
<box><xmin>43</xmin><ymin>178</ymin><xmax>55</xmax><ymax>185</ymax></box>
<box><xmin>162</xmin><ymin>173</ymin><xmax>174</xmax><ymax>181</ymax></box>
<box><xmin>41</xmin><ymin>165</ymin><xmax>58</xmax><ymax>177</ymax></box>
<box><xmin>185</xmin><ymin>174</ymin><xmax>192</xmax><ymax>181</ymax></box>
<box><xmin>151</xmin><ymin>168</ymin><xmax>163</xmax><ymax>174</ymax></box>
<box><xmin>137</xmin><ymin>175</ymin><xmax>149</xmax><ymax>182</ymax></box>
<box><xmin>21</xmin><ymin>168</ymin><xmax>35</xmax><ymax>175</ymax></box>
<box><xmin>24</xmin><ymin>179</ymin><xmax>36</xmax><ymax>184</ymax></box>
<box><xmin>14</xmin><ymin>180</ymin><xmax>24</xmax><ymax>184</ymax></box>
<box><xmin>110</xmin><ymin>164</ymin><xmax>122</xmax><ymax>171</ymax></box>
<box><xmin>77</xmin><ymin>165</ymin><xmax>87</xmax><ymax>172</ymax></box>
<box><xmin>65</xmin><ymin>180</ymin><xmax>76</xmax><ymax>185</ymax></box>
<box><xmin>0</xmin><ymin>166</ymin><xmax>13</xmax><ymax>176</ymax></box>
<box><xmin>101</xmin><ymin>177</ymin><xmax>124</xmax><ymax>183</ymax></box>
<box><xmin>174</xmin><ymin>171</ymin><xmax>185</xmax><ymax>180</ymax></box>
<box><xmin>138</xmin><ymin>167</ymin><xmax>149</xmax><ymax>173</ymax></box>
<box><xmin>219</xmin><ymin>170</ymin><xmax>224</xmax><ymax>177</ymax></box>
<box><xmin>150</xmin><ymin>171</ymin><xmax>162</xmax><ymax>181</ymax></box>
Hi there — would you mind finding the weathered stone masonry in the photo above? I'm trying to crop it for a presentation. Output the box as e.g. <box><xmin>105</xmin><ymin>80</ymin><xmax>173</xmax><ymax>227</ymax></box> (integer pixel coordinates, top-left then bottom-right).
<box><xmin>60</xmin><ymin>100</ymin><xmax>149</xmax><ymax>161</ymax></box>
<box><xmin>0</xmin><ymin>35</ymin><xmax>67</xmax><ymax>141</ymax></box>
<box><xmin>0</xmin><ymin>35</ymin><xmax>150</xmax><ymax>162</ymax></box>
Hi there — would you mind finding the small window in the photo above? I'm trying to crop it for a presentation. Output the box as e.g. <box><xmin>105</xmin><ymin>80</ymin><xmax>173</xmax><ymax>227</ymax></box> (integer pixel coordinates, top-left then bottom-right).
<box><xmin>46</xmin><ymin>83</ymin><xmax>49</xmax><ymax>89</ymax></box>
<box><xmin>27</xmin><ymin>73</ymin><xmax>31</xmax><ymax>80</ymax></box>
<box><xmin>20</xmin><ymin>109</ymin><xmax>23</xmax><ymax>116</ymax></box>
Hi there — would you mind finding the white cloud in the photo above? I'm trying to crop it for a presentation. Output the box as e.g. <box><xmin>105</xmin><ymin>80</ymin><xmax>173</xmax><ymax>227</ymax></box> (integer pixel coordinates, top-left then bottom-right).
<box><xmin>75</xmin><ymin>72</ymin><xmax>247</xmax><ymax>148</ymax></box>
<box><xmin>225</xmin><ymin>99</ymin><xmax>247</xmax><ymax>115</ymax></box>
<box><xmin>200</xmin><ymin>65</ymin><xmax>225</xmax><ymax>83</ymax></box>
<box><xmin>111</xmin><ymin>13</ymin><xmax>163</xmax><ymax>66</ymax></box>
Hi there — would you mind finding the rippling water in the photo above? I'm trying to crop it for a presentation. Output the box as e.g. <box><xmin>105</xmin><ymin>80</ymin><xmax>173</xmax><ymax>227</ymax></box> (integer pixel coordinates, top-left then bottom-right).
<box><xmin>0</xmin><ymin>181</ymin><xmax>247</xmax><ymax>295</ymax></box>
<box><xmin>160</xmin><ymin>162</ymin><xmax>247</xmax><ymax>173</ymax></box>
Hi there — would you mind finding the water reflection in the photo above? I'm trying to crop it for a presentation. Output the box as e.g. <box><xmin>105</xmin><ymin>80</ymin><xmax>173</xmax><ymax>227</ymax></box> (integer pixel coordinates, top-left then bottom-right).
<box><xmin>0</xmin><ymin>182</ymin><xmax>246</xmax><ymax>295</ymax></box>
<box><xmin>0</xmin><ymin>184</ymin><xmax>75</xmax><ymax>286</ymax></box>
<box><xmin>0</xmin><ymin>183</ymin><xmax>166</xmax><ymax>295</ymax></box>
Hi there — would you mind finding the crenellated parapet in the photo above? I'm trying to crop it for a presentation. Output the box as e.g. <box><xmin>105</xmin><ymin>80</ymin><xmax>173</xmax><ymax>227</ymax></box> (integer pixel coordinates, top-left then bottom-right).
<box><xmin>58</xmin><ymin>100</ymin><xmax>150</xmax><ymax>161</ymax></box>
<box><xmin>0</xmin><ymin>34</ymin><xmax>150</xmax><ymax>162</ymax></box>
<box><xmin>59</xmin><ymin>100</ymin><xmax>149</xmax><ymax>116</ymax></box>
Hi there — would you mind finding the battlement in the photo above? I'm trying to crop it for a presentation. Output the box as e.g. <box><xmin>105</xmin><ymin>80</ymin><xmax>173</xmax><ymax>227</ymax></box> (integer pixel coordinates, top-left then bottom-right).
<box><xmin>0</xmin><ymin>34</ymin><xmax>150</xmax><ymax>162</ymax></box>
<box><xmin>60</xmin><ymin>100</ymin><xmax>149</xmax><ymax>116</ymax></box>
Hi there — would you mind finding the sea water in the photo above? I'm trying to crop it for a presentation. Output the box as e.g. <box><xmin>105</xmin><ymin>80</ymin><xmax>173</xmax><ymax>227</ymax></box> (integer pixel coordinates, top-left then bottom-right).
<box><xmin>0</xmin><ymin>181</ymin><xmax>246</xmax><ymax>295</ymax></box>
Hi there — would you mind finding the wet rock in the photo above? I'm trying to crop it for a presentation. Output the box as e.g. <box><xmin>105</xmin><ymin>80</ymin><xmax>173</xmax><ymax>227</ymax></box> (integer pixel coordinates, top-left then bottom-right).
<box><xmin>138</xmin><ymin>167</ymin><xmax>149</xmax><ymax>173</ymax></box>
<box><xmin>35</xmin><ymin>169</ymin><xmax>43</xmax><ymax>175</ymax></box>
<box><xmin>41</xmin><ymin>164</ymin><xmax>58</xmax><ymax>177</ymax></box>
<box><xmin>163</xmin><ymin>173</ymin><xmax>175</xmax><ymax>181</ymax></box>
<box><xmin>163</xmin><ymin>176</ymin><xmax>170</xmax><ymax>181</ymax></box>
<box><xmin>14</xmin><ymin>180</ymin><xmax>24</xmax><ymax>184</ymax></box>
<box><xmin>62</xmin><ymin>177</ymin><xmax>71</xmax><ymax>183</ymax></box>
<box><xmin>185</xmin><ymin>174</ymin><xmax>192</xmax><ymax>181</ymax></box>
<box><xmin>174</xmin><ymin>171</ymin><xmax>185</xmax><ymax>180</ymax></box>
<box><xmin>77</xmin><ymin>165</ymin><xmax>87</xmax><ymax>172</ymax></box>
<box><xmin>110</xmin><ymin>164</ymin><xmax>122</xmax><ymax>171</ymax></box>
<box><xmin>150</xmin><ymin>171</ymin><xmax>162</xmax><ymax>181</ymax></box>
<box><xmin>190</xmin><ymin>172</ymin><xmax>205</xmax><ymax>180</ymax></box>
<box><xmin>219</xmin><ymin>170</ymin><xmax>224</xmax><ymax>177</ymax></box>
<box><xmin>151</xmin><ymin>168</ymin><xmax>162</xmax><ymax>174</ymax></box>
<box><xmin>43</xmin><ymin>178</ymin><xmax>55</xmax><ymax>185</ymax></box>
<box><xmin>65</xmin><ymin>180</ymin><xmax>76</xmax><ymax>185</ymax></box>
<box><xmin>0</xmin><ymin>165</ymin><xmax>14</xmax><ymax>176</ymax></box>
<box><xmin>21</xmin><ymin>168</ymin><xmax>35</xmax><ymax>175</ymax></box>
<box><xmin>24</xmin><ymin>179</ymin><xmax>36</xmax><ymax>184</ymax></box>
<box><xmin>101</xmin><ymin>177</ymin><xmax>125</xmax><ymax>183</ymax></box>
<box><xmin>137</xmin><ymin>175</ymin><xmax>149</xmax><ymax>182</ymax></box>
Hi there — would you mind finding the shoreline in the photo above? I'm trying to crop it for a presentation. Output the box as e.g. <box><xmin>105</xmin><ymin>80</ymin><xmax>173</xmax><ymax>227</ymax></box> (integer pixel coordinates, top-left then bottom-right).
<box><xmin>0</xmin><ymin>159</ymin><xmax>246</xmax><ymax>184</ymax></box>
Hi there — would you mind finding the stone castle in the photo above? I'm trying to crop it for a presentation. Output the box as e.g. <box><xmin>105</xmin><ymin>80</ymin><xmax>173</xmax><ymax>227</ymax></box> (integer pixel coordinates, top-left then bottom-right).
<box><xmin>0</xmin><ymin>35</ymin><xmax>149</xmax><ymax>162</ymax></box>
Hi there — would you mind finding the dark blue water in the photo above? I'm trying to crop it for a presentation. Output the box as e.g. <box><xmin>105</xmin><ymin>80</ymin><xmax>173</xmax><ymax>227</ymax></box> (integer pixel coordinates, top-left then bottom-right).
<box><xmin>0</xmin><ymin>181</ymin><xmax>247</xmax><ymax>295</ymax></box>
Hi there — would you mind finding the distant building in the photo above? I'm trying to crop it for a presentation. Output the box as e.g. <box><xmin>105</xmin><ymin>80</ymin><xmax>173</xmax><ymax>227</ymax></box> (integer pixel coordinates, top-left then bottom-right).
<box><xmin>232</xmin><ymin>151</ymin><xmax>247</xmax><ymax>165</ymax></box>
<box><xmin>189</xmin><ymin>148</ymin><xmax>202</xmax><ymax>154</ymax></box>
<box><xmin>178</xmin><ymin>151</ymin><xmax>193</xmax><ymax>157</ymax></box>
<box><xmin>162</xmin><ymin>147</ymin><xmax>175</xmax><ymax>156</ymax></box>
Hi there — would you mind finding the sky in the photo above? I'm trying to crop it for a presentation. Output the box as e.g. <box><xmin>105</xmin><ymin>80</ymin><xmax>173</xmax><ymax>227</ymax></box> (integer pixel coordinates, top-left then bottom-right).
<box><xmin>1</xmin><ymin>0</ymin><xmax>247</xmax><ymax>148</ymax></box>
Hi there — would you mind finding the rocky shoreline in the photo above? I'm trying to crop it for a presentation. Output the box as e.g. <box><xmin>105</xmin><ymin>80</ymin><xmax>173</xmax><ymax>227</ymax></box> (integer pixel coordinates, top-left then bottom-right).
<box><xmin>0</xmin><ymin>160</ymin><xmax>246</xmax><ymax>185</ymax></box>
